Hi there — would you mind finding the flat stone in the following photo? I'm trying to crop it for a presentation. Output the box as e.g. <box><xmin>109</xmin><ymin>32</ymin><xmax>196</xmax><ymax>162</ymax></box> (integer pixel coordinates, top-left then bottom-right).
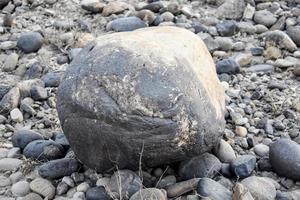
<box><xmin>107</xmin><ymin>16</ymin><xmax>147</xmax><ymax>32</ymax></box>
<box><xmin>10</xmin><ymin>108</ymin><xmax>23</xmax><ymax>123</ymax></box>
<box><xmin>254</xmin><ymin>10</ymin><xmax>277</xmax><ymax>27</ymax></box>
<box><xmin>246</xmin><ymin>64</ymin><xmax>274</xmax><ymax>72</ymax></box>
<box><xmin>0</xmin><ymin>158</ymin><xmax>22</xmax><ymax>172</ymax></box>
<box><xmin>86</xmin><ymin>186</ymin><xmax>109</xmax><ymax>200</ymax></box>
<box><xmin>81</xmin><ymin>0</ymin><xmax>105</xmax><ymax>13</ymax></box>
<box><xmin>38</xmin><ymin>158</ymin><xmax>79</xmax><ymax>179</ymax></box>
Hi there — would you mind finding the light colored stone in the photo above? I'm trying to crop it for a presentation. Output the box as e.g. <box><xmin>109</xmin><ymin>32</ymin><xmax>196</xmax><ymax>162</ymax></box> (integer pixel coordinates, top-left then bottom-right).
<box><xmin>102</xmin><ymin>2</ymin><xmax>129</xmax><ymax>16</ymax></box>
<box><xmin>233</xmin><ymin>183</ymin><xmax>254</xmax><ymax>200</ymax></box>
<box><xmin>30</xmin><ymin>178</ymin><xmax>55</xmax><ymax>199</ymax></box>
<box><xmin>11</xmin><ymin>181</ymin><xmax>30</xmax><ymax>197</ymax></box>
<box><xmin>214</xmin><ymin>139</ymin><xmax>236</xmax><ymax>163</ymax></box>
<box><xmin>0</xmin><ymin>175</ymin><xmax>11</xmax><ymax>187</ymax></box>
<box><xmin>0</xmin><ymin>158</ymin><xmax>23</xmax><ymax>172</ymax></box>
<box><xmin>130</xmin><ymin>188</ymin><xmax>167</xmax><ymax>200</ymax></box>
<box><xmin>10</xmin><ymin>108</ymin><xmax>23</xmax><ymax>123</ymax></box>
<box><xmin>243</xmin><ymin>4</ymin><xmax>255</xmax><ymax>20</ymax></box>
<box><xmin>254</xmin><ymin>144</ymin><xmax>269</xmax><ymax>157</ymax></box>
<box><xmin>3</xmin><ymin>53</ymin><xmax>19</xmax><ymax>72</ymax></box>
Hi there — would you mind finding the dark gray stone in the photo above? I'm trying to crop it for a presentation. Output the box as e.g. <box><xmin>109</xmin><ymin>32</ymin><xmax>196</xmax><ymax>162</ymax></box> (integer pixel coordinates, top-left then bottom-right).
<box><xmin>216</xmin><ymin>59</ymin><xmax>240</xmax><ymax>74</ymax></box>
<box><xmin>179</xmin><ymin>153</ymin><xmax>222</xmax><ymax>180</ymax></box>
<box><xmin>270</xmin><ymin>139</ymin><xmax>300</xmax><ymax>180</ymax></box>
<box><xmin>230</xmin><ymin>155</ymin><xmax>256</xmax><ymax>178</ymax></box>
<box><xmin>54</xmin><ymin>133</ymin><xmax>69</xmax><ymax>149</ymax></box>
<box><xmin>17</xmin><ymin>32</ymin><xmax>43</xmax><ymax>53</ymax></box>
<box><xmin>0</xmin><ymin>0</ymin><xmax>10</xmax><ymax>9</ymax></box>
<box><xmin>258</xmin><ymin>156</ymin><xmax>273</xmax><ymax>172</ymax></box>
<box><xmin>30</xmin><ymin>85</ymin><xmax>48</xmax><ymax>101</ymax></box>
<box><xmin>56</xmin><ymin>27</ymin><xmax>225</xmax><ymax>172</ymax></box>
<box><xmin>107</xmin><ymin>170</ymin><xmax>142</xmax><ymax>200</ymax></box>
<box><xmin>41</xmin><ymin>71</ymin><xmax>64</xmax><ymax>87</ymax></box>
<box><xmin>38</xmin><ymin>158</ymin><xmax>79</xmax><ymax>179</ymax></box>
<box><xmin>197</xmin><ymin>178</ymin><xmax>232</xmax><ymax>200</ymax></box>
<box><xmin>12</xmin><ymin>130</ymin><xmax>43</xmax><ymax>150</ymax></box>
<box><xmin>86</xmin><ymin>186</ymin><xmax>109</xmax><ymax>200</ymax></box>
<box><xmin>24</xmin><ymin>62</ymin><xmax>43</xmax><ymax>79</ymax></box>
<box><xmin>23</xmin><ymin>140</ymin><xmax>65</xmax><ymax>161</ymax></box>
<box><xmin>0</xmin><ymin>85</ymin><xmax>12</xmax><ymax>101</ymax></box>
<box><xmin>216</xmin><ymin>20</ymin><xmax>238</xmax><ymax>36</ymax></box>
<box><xmin>57</xmin><ymin>55</ymin><xmax>69</xmax><ymax>65</ymax></box>
<box><xmin>250</xmin><ymin>47</ymin><xmax>264</xmax><ymax>56</ymax></box>
<box><xmin>108</xmin><ymin>17</ymin><xmax>147</xmax><ymax>32</ymax></box>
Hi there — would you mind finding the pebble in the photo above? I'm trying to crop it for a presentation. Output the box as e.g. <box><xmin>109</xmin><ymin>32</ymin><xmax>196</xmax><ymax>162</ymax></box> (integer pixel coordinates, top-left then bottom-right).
<box><xmin>107</xmin><ymin>17</ymin><xmax>147</xmax><ymax>32</ymax></box>
<box><xmin>12</xmin><ymin>129</ymin><xmax>43</xmax><ymax>150</ymax></box>
<box><xmin>246</xmin><ymin>64</ymin><xmax>274</xmax><ymax>72</ymax></box>
<box><xmin>197</xmin><ymin>178</ymin><xmax>232</xmax><ymax>200</ymax></box>
<box><xmin>23</xmin><ymin>140</ymin><xmax>65</xmax><ymax>161</ymax></box>
<box><xmin>136</xmin><ymin>10</ymin><xmax>156</xmax><ymax>25</ymax></box>
<box><xmin>3</xmin><ymin>53</ymin><xmax>19</xmax><ymax>72</ymax></box>
<box><xmin>270</xmin><ymin>139</ymin><xmax>300</xmax><ymax>180</ymax></box>
<box><xmin>179</xmin><ymin>153</ymin><xmax>222</xmax><ymax>180</ymax></box>
<box><xmin>216</xmin><ymin>20</ymin><xmax>238</xmax><ymax>36</ymax></box>
<box><xmin>81</xmin><ymin>0</ymin><xmax>105</xmax><ymax>13</ymax></box>
<box><xmin>0</xmin><ymin>87</ymin><xmax>21</xmax><ymax>114</ymax></box>
<box><xmin>130</xmin><ymin>188</ymin><xmax>167</xmax><ymax>200</ymax></box>
<box><xmin>21</xmin><ymin>193</ymin><xmax>43</xmax><ymax>200</ymax></box>
<box><xmin>10</xmin><ymin>108</ymin><xmax>23</xmax><ymax>123</ymax></box>
<box><xmin>38</xmin><ymin>158</ymin><xmax>79</xmax><ymax>179</ymax></box>
<box><xmin>30</xmin><ymin>178</ymin><xmax>55</xmax><ymax>199</ymax></box>
<box><xmin>0</xmin><ymin>175</ymin><xmax>11</xmax><ymax>187</ymax></box>
<box><xmin>56</xmin><ymin>182</ymin><xmax>68</xmax><ymax>195</ymax></box>
<box><xmin>254</xmin><ymin>144</ymin><xmax>269</xmax><ymax>157</ymax></box>
<box><xmin>241</xmin><ymin>176</ymin><xmax>276</xmax><ymax>200</ymax></box>
<box><xmin>0</xmin><ymin>158</ymin><xmax>22</xmax><ymax>172</ymax></box>
<box><xmin>254</xmin><ymin>10</ymin><xmax>277</xmax><ymax>27</ymax></box>
<box><xmin>11</xmin><ymin>181</ymin><xmax>30</xmax><ymax>197</ymax></box>
<box><xmin>214</xmin><ymin>139</ymin><xmax>236</xmax><ymax>163</ymax></box>
<box><xmin>233</xmin><ymin>183</ymin><xmax>254</xmax><ymax>200</ymax></box>
<box><xmin>166</xmin><ymin>178</ymin><xmax>199</xmax><ymax>198</ymax></box>
<box><xmin>286</xmin><ymin>26</ymin><xmax>300</xmax><ymax>46</ymax></box>
<box><xmin>235</xmin><ymin>126</ymin><xmax>248</xmax><ymax>137</ymax></box>
<box><xmin>156</xmin><ymin>175</ymin><xmax>176</xmax><ymax>189</ymax></box>
<box><xmin>262</xmin><ymin>30</ymin><xmax>297</xmax><ymax>52</ymax></box>
<box><xmin>257</xmin><ymin>156</ymin><xmax>273</xmax><ymax>172</ymax></box>
<box><xmin>0</xmin><ymin>148</ymin><xmax>8</xmax><ymax>159</ymax></box>
<box><xmin>77</xmin><ymin>182</ymin><xmax>90</xmax><ymax>192</ymax></box>
<box><xmin>30</xmin><ymin>85</ymin><xmax>48</xmax><ymax>101</ymax></box>
<box><xmin>62</xmin><ymin>176</ymin><xmax>75</xmax><ymax>187</ymax></box>
<box><xmin>9</xmin><ymin>171</ymin><xmax>23</xmax><ymax>183</ymax></box>
<box><xmin>217</xmin><ymin>0</ymin><xmax>245</xmax><ymax>20</ymax></box>
<box><xmin>250</xmin><ymin>47</ymin><xmax>264</xmax><ymax>56</ymax></box>
<box><xmin>102</xmin><ymin>2</ymin><xmax>129</xmax><ymax>16</ymax></box>
<box><xmin>230</xmin><ymin>155</ymin><xmax>256</xmax><ymax>178</ymax></box>
<box><xmin>107</xmin><ymin>170</ymin><xmax>142</xmax><ymax>199</ymax></box>
<box><xmin>17</xmin><ymin>32</ymin><xmax>44</xmax><ymax>53</ymax></box>
<box><xmin>216</xmin><ymin>58</ymin><xmax>240</xmax><ymax>74</ymax></box>
<box><xmin>86</xmin><ymin>186</ymin><xmax>109</xmax><ymax>200</ymax></box>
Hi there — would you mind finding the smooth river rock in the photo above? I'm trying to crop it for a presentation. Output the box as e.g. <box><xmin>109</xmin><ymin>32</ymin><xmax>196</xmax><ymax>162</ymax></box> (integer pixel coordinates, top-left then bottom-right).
<box><xmin>57</xmin><ymin>27</ymin><xmax>225</xmax><ymax>172</ymax></box>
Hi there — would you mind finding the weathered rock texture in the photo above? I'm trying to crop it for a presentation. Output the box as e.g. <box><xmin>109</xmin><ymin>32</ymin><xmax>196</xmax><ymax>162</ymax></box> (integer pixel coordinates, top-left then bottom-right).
<box><xmin>57</xmin><ymin>27</ymin><xmax>225</xmax><ymax>172</ymax></box>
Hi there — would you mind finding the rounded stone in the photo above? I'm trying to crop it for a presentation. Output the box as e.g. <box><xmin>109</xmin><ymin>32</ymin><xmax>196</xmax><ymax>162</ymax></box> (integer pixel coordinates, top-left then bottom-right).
<box><xmin>17</xmin><ymin>32</ymin><xmax>44</xmax><ymax>53</ymax></box>
<box><xmin>254</xmin><ymin>10</ymin><xmax>277</xmax><ymax>27</ymax></box>
<box><xmin>12</xmin><ymin>129</ymin><xmax>43</xmax><ymax>150</ymax></box>
<box><xmin>21</xmin><ymin>193</ymin><xmax>43</xmax><ymax>200</ymax></box>
<box><xmin>86</xmin><ymin>186</ymin><xmax>109</xmax><ymax>200</ymax></box>
<box><xmin>230</xmin><ymin>155</ymin><xmax>256</xmax><ymax>179</ymax></box>
<box><xmin>286</xmin><ymin>26</ymin><xmax>300</xmax><ymax>46</ymax></box>
<box><xmin>216</xmin><ymin>20</ymin><xmax>238</xmax><ymax>36</ymax></box>
<box><xmin>130</xmin><ymin>188</ymin><xmax>167</xmax><ymax>200</ymax></box>
<box><xmin>11</xmin><ymin>181</ymin><xmax>30</xmax><ymax>197</ymax></box>
<box><xmin>38</xmin><ymin>158</ymin><xmax>79</xmax><ymax>179</ymax></box>
<box><xmin>214</xmin><ymin>139</ymin><xmax>236</xmax><ymax>163</ymax></box>
<box><xmin>216</xmin><ymin>58</ymin><xmax>240</xmax><ymax>74</ymax></box>
<box><xmin>23</xmin><ymin>140</ymin><xmax>65</xmax><ymax>161</ymax></box>
<box><xmin>107</xmin><ymin>170</ymin><xmax>142</xmax><ymax>200</ymax></box>
<box><xmin>57</xmin><ymin>27</ymin><xmax>225</xmax><ymax>172</ymax></box>
<box><xmin>241</xmin><ymin>176</ymin><xmax>276</xmax><ymax>200</ymax></box>
<box><xmin>179</xmin><ymin>153</ymin><xmax>222</xmax><ymax>180</ymax></box>
<box><xmin>197</xmin><ymin>178</ymin><xmax>232</xmax><ymax>200</ymax></box>
<box><xmin>270</xmin><ymin>139</ymin><xmax>300</xmax><ymax>180</ymax></box>
<box><xmin>107</xmin><ymin>17</ymin><xmax>147</xmax><ymax>32</ymax></box>
<box><xmin>30</xmin><ymin>178</ymin><xmax>55</xmax><ymax>199</ymax></box>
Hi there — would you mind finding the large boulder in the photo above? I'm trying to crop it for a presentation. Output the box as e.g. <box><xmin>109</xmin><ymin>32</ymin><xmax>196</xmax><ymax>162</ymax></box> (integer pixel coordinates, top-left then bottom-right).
<box><xmin>57</xmin><ymin>27</ymin><xmax>225</xmax><ymax>172</ymax></box>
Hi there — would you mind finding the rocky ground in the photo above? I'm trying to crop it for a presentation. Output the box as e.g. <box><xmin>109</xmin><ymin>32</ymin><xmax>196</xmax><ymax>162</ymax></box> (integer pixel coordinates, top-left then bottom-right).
<box><xmin>0</xmin><ymin>0</ymin><xmax>300</xmax><ymax>199</ymax></box>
